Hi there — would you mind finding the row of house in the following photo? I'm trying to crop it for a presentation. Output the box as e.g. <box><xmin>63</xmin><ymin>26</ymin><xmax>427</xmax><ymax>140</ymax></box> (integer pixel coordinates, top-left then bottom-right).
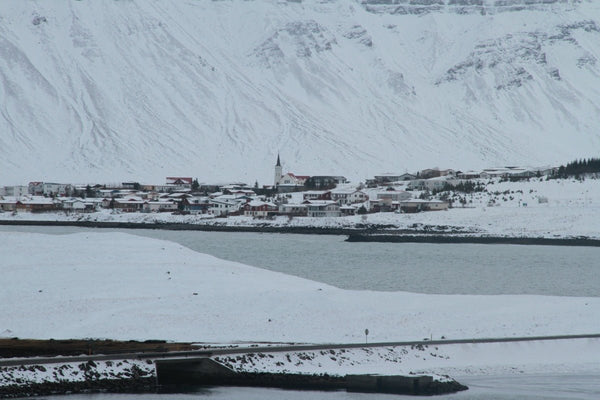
<box><xmin>366</xmin><ymin>166</ymin><xmax>559</xmax><ymax>188</ymax></box>
<box><xmin>1</xmin><ymin>170</ymin><xmax>453</xmax><ymax>218</ymax></box>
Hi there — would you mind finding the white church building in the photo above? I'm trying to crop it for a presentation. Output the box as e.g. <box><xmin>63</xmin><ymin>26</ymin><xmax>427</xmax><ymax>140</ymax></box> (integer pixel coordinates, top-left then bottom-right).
<box><xmin>274</xmin><ymin>155</ymin><xmax>309</xmax><ymax>192</ymax></box>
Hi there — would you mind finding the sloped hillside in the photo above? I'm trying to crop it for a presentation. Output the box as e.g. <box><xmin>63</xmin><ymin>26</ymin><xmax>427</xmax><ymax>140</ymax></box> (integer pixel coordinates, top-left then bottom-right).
<box><xmin>0</xmin><ymin>0</ymin><xmax>599</xmax><ymax>184</ymax></box>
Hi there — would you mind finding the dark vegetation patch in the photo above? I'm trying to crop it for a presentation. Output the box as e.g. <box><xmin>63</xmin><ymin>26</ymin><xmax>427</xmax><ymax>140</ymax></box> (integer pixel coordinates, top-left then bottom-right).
<box><xmin>0</xmin><ymin>338</ymin><xmax>194</xmax><ymax>358</ymax></box>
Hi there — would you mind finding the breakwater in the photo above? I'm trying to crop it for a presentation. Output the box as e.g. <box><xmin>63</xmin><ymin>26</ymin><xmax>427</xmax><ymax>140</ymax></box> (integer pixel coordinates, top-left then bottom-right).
<box><xmin>2</xmin><ymin>219</ymin><xmax>598</xmax><ymax>246</ymax></box>
<box><xmin>155</xmin><ymin>358</ymin><xmax>468</xmax><ymax>396</ymax></box>
<box><xmin>346</xmin><ymin>233</ymin><xmax>600</xmax><ymax>247</ymax></box>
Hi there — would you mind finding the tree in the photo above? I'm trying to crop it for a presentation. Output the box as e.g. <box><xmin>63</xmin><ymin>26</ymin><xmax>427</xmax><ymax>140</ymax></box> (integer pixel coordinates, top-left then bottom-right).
<box><xmin>191</xmin><ymin>179</ymin><xmax>200</xmax><ymax>191</ymax></box>
<box><xmin>85</xmin><ymin>185</ymin><xmax>95</xmax><ymax>198</ymax></box>
<box><xmin>357</xmin><ymin>205</ymin><xmax>368</xmax><ymax>215</ymax></box>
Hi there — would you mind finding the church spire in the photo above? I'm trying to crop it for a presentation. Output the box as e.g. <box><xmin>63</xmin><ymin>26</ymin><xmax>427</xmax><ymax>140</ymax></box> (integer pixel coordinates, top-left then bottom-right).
<box><xmin>274</xmin><ymin>153</ymin><xmax>283</xmax><ymax>186</ymax></box>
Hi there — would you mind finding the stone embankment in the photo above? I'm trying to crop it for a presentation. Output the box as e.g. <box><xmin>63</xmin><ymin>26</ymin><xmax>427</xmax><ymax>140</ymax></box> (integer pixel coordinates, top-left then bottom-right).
<box><xmin>346</xmin><ymin>233</ymin><xmax>600</xmax><ymax>246</ymax></box>
<box><xmin>155</xmin><ymin>358</ymin><xmax>468</xmax><ymax>396</ymax></box>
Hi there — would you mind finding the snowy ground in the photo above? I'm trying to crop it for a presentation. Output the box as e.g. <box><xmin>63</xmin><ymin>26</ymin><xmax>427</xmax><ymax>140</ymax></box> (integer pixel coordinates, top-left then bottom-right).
<box><xmin>1</xmin><ymin>230</ymin><xmax>599</xmax><ymax>380</ymax></box>
<box><xmin>0</xmin><ymin>359</ymin><xmax>153</xmax><ymax>387</ymax></box>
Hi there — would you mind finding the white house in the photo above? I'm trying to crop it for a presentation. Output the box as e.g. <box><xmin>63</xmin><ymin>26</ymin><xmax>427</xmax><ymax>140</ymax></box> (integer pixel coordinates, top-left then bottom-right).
<box><xmin>278</xmin><ymin>203</ymin><xmax>307</xmax><ymax>216</ymax></box>
<box><xmin>41</xmin><ymin>182</ymin><xmax>72</xmax><ymax>196</ymax></box>
<box><xmin>143</xmin><ymin>201</ymin><xmax>177</xmax><ymax>213</ymax></box>
<box><xmin>397</xmin><ymin>199</ymin><xmax>449</xmax><ymax>213</ymax></box>
<box><xmin>305</xmin><ymin>200</ymin><xmax>341</xmax><ymax>218</ymax></box>
<box><xmin>209</xmin><ymin>197</ymin><xmax>246</xmax><ymax>216</ymax></box>
<box><xmin>3</xmin><ymin>186</ymin><xmax>29</xmax><ymax>197</ymax></box>
<box><xmin>302</xmin><ymin>190</ymin><xmax>331</xmax><ymax>201</ymax></box>
<box><xmin>331</xmin><ymin>189</ymin><xmax>368</xmax><ymax>205</ymax></box>
<box><xmin>409</xmin><ymin>176</ymin><xmax>462</xmax><ymax>191</ymax></box>
<box><xmin>376</xmin><ymin>190</ymin><xmax>411</xmax><ymax>205</ymax></box>
<box><xmin>113</xmin><ymin>197</ymin><xmax>145</xmax><ymax>212</ymax></box>
<box><xmin>244</xmin><ymin>200</ymin><xmax>278</xmax><ymax>218</ymax></box>
<box><xmin>61</xmin><ymin>198</ymin><xmax>87</xmax><ymax>212</ymax></box>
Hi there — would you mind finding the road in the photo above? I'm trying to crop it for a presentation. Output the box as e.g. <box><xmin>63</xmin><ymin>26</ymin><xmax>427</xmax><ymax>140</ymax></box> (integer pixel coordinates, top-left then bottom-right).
<box><xmin>0</xmin><ymin>333</ymin><xmax>599</xmax><ymax>367</ymax></box>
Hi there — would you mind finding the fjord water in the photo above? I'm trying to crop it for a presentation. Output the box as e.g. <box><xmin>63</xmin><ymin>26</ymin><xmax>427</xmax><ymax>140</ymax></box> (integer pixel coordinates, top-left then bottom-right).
<box><xmin>3</xmin><ymin>226</ymin><xmax>598</xmax><ymax>296</ymax></box>
<box><xmin>29</xmin><ymin>373</ymin><xmax>600</xmax><ymax>399</ymax></box>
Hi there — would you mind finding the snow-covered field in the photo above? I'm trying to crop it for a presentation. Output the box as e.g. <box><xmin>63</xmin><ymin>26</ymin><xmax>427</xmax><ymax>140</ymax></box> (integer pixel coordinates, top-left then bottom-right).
<box><xmin>1</xmin><ymin>230</ymin><xmax>599</xmax><ymax>378</ymax></box>
<box><xmin>2</xmin><ymin>178</ymin><xmax>599</xmax><ymax>239</ymax></box>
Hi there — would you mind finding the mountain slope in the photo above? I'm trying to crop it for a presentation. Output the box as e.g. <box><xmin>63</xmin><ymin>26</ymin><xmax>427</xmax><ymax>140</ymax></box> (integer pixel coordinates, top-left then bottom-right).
<box><xmin>1</xmin><ymin>0</ymin><xmax>599</xmax><ymax>185</ymax></box>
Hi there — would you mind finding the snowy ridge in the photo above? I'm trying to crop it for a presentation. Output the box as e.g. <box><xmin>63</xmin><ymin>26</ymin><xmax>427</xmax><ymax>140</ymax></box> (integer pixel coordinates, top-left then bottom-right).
<box><xmin>0</xmin><ymin>0</ymin><xmax>599</xmax><ymax>185</ymax></box>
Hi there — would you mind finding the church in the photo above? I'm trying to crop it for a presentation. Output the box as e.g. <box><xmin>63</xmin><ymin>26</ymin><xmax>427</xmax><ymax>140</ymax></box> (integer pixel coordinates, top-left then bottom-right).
<box><xmin>273</xmin><ymin>155</ymin><xmax>309</xmax><ymax>192</ymax></box>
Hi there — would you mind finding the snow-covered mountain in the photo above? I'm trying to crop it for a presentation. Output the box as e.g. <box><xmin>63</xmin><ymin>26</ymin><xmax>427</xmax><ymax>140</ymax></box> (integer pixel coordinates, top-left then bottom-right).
<box><xmin>1</xmin><ymin>0</ymin><xmax>599</xmax><ymax>185</ymax></box>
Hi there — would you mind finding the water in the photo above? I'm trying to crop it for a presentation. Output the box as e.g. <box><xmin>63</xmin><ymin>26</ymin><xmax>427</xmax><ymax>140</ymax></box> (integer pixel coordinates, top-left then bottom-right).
<box><xmin>2</xmin><ymin>225</ymin><xmax>599</xmax><ymax>296</ymax></box>
<box><xmin>23</xmin><ymin>373</ymin><xmax>600</xmax><ymax>399</ymax></box>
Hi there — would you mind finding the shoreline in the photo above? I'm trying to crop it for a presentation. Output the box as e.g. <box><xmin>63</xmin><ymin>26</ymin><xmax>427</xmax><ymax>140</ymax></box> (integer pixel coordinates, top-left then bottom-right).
<box><xmin>0</xmin><ymin>339</ymin><xmax>468</xmax><ymax>398</ymax></box>
<box><xmin>0</xmin><ymin>377</ymin><xmax>156</xmax><ymax>399</ymax></box>
<box><xmin>1</xmin><ymin>219</ymin><xmax>599</xmax><ymax>246</ymax></box>
<box><xmin>346</xmin><ymin>233</ymin><xmax>600</xmax><ymax>247</ymax></box>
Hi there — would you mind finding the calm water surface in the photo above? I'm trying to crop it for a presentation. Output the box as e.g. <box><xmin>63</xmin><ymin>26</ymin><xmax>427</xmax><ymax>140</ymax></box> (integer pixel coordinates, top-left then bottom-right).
<box><xmin>2</xmin><ymin>225</ymin><xmax>598</xmax><ymax>296</ymax></box>
<box><xmin>25</xmin><ymin>373</ymin><xmax>600</xmax><ymax>399</ymax></box>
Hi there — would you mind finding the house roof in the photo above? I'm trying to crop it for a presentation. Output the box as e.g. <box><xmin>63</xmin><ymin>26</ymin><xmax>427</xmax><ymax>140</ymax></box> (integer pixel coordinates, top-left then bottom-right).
<box><xmin>247</xmin><ymin>200</ymin><xmax>277</xmax><ymax>208</ymax></box>
<box><xmin>303</xmin><ymin>190</ymin><xmax>331</xmax><ymax>195</ymax></box>
<box><xmin>399</xmin><ymin>199</ymin><xmax>446</xmax><ymax>204</ymax></box>
<box><xmin>305</xmin><ymin>200</ymin><xmax>337</xmax><ymax>206</ymax></box>
<box><xmin>166</xmin><ymin>177</ymin><xmax>193</xmax><ymax>184</ymax></box>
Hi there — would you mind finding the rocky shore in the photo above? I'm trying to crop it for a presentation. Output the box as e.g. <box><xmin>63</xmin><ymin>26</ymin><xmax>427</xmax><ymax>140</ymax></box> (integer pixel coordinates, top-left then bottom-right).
<box><xmin>2</xmin><ymin>219</ymin><xmax>598</xmax><ymax>246</ymax></box>
<box><xmin>0</xmin><ymin>358</ymin><xmax>156</xmax><ymax>399</ymax></box>
<box><xmin>0</xmin><ymin>376</ymin><xmax>156</xmax><ymax>398</ymax></box>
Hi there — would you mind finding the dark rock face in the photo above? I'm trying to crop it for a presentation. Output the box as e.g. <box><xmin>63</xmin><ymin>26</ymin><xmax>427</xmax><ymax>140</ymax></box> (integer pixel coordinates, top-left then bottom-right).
<box><xmin>362</xmin><ymin>0</ymin><xmax>582</xmax><ymax>16</ymax></box>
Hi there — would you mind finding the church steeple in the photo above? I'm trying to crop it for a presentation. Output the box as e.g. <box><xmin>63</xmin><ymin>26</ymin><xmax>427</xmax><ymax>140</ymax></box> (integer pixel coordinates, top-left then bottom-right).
<box><xmin>274</xmin><ymin>153</ymin><xmax>283</xmax><ymax>186</ymax></box>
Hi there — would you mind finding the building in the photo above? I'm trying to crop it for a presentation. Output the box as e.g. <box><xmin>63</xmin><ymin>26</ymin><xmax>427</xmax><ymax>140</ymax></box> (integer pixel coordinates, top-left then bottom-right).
<box><xmin>142</xmin><ymin>200</ymin><xmax>178</xmax><ymax>213</ymax></box>
<box><xmin>0</xmin><ymin>197</ymin><xmax>18</xmax><ymax>212</ymax></box>
<box><xmin>305</xmin><ymin>200</ymin><xmax>341</xmax><ymax>218</ymax></box>
<box><xmin>274</xmin><ymin>154</ymin><xmax>282</xmax><ymax>186</ymax></box>
<box><xmin>182</xmin><ymin>197</ymin><xmax>210</xmax><ymax>214</ymax></box>
<box><xmin>3</xmin><ymin>186</ymin><xmax>29</xmax><ymax>197</ymax></box>
<box><xmin>409</xmin><ymin>176</ymin><xmax>462</xmax><ymax>191</ymax></box>
<box><xmin>305</xmin><ymin>175</ymin><xmax>347</xmax><ymax>189</ymax></box>
<box><xmin>278</xmin><ymin>203</ymin><xmax>307</xmax><ymax>217</ymax></box>
<box><xmin>154</xmin><ymin>177</ymin><xmax>193</xmax><ymax>192</ymax></box>
<box><xmin>113</xmin><ymin>197</ymin><xmax>145</xmax><ymax>212</ymax></box>
<box><xmin>331</xmin><ymin>189</ymin><xmax>368</xmax><ymax>205</ymax></box>
<box><xmin>209</xmin><ymin>196</ymin><xmax>247</xmax><ymax>216</ymax></box>
<box><xmin>376</xmin><ymin>190</ymin><xmax>411</xmax><ymax>205</ymax></box>
<box><xmin>371</xmin><ymin>173</ymin><xmax>416</xmax><ymax>185</ymax></box>
<box><xmin>41</xmin><ymin>182</ymin><xmax>73</xmax><ymax>196</ymax></box>
<box><xmin>397</xmin><ymin>199</ymin><xmax>449</xmax><ymax>213</ymax></box>
<box><xmin>303</xmin><ymin>190</ymin><xmax>332</xmax><ymax>201</ymax></box>
<box><xmin>274</xmin><ymin>155</ymin><xmax>310</xmax><ymax>192</ymax></box>
<box><xmin>244</xmin><ymin>200</ymin><xmax>278</xmax><ymax>218</ymax></box>
<box><xmin>15</xmin><ymin>196</ymin><xmax>57</xmax><ymax>212</ymax></box>
<box><xmin>457</xmin><ymin>171</ymin><xmax>481</xmax><ymax>179</ymax></box>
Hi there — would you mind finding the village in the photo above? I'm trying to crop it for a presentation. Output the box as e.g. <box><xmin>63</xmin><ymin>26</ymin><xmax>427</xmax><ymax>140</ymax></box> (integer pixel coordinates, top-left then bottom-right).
<box><xmin>0</xmin><ymin>156</ymin><xmax>564</xmax><ymax>220</ymax></box>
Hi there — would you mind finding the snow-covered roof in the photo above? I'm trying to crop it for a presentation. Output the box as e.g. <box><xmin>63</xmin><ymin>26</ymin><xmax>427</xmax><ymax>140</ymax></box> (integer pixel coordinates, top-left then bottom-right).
<box><xmin>247</xmin><ymin>200</ymin><xmax>277</xmax><ymax>207</ymax></box>
<box><xmin>399</xmin><ymin>199</ymin><xmax>446</xmax><ymax>204</ymax></box>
